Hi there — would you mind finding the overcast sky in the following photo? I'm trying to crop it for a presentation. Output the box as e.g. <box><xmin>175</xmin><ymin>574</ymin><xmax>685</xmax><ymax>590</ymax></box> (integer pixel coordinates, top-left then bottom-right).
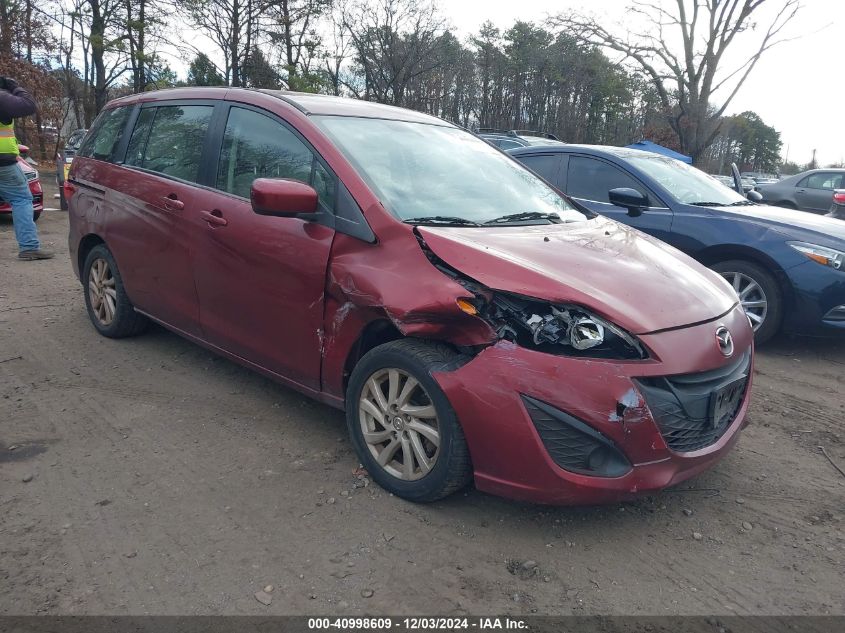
<box><xmin>438</xmin><ymin>0</ymin><xmax>843</xmax><ymax>167</ymax></box>
<box><xmin>168</xmin><ymin>0</ymin><xmax>842</xmax><ymax>167</ymax></box>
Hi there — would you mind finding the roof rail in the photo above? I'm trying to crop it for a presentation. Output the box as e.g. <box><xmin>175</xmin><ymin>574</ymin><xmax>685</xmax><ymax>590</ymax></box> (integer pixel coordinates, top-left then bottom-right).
<box><xmin>510</xmin><ymin>129</ymin><xmax>560</xmax><ymax>140</ymax></box>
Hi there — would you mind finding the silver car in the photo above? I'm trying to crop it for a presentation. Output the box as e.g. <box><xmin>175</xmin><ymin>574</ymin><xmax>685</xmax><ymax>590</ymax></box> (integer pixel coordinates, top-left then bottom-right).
<box><xmin>758</xmin><ymin>168</ymin><xmax>845</xmax><ymax>213</ymax></box>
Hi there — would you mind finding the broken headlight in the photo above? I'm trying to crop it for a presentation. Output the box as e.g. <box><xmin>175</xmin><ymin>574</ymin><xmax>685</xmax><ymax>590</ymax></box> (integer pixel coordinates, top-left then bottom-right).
<box><xmin>478</xmin><ymin>293</ymin><xmax>647</xmax><ymax>360</ymax></box>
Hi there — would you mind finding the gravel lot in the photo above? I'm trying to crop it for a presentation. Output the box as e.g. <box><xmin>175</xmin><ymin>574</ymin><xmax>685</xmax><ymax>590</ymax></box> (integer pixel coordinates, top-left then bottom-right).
<box><xmin>1</xmin><ymin>189</ymin><xmax>843</xmax><ymax>616</ymax></box>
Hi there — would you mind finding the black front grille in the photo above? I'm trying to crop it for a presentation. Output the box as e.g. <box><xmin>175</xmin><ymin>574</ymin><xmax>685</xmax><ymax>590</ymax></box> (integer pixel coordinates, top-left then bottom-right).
<box><xmin>636</xmin><ymin>351</ymin><xmax>751</xmax><ymax>453</ymax></box>
<box><xmin>522</xmin><ymin>395</ymin><xmax>631</xmax><ymax>477</ymax></box>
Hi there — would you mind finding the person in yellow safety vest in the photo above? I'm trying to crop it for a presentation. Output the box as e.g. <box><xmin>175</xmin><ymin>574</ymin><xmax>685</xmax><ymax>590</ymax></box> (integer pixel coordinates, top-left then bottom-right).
<box><xmin>0</xmin><ymin>76</ymin><xmax>53</xmax><ymax>260</ymax></box>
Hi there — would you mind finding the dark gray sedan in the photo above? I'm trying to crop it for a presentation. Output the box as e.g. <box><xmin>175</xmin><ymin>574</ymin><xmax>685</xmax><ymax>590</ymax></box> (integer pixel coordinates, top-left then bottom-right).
<box><xmin>758</xmin><ymin>168</ymin><xmax>845</xmax><ymax>213</ymax></box>
<box><xmin>829</xmin><ymin>189</ymin><xmax>845</xmax><ymax>220</ymax></box>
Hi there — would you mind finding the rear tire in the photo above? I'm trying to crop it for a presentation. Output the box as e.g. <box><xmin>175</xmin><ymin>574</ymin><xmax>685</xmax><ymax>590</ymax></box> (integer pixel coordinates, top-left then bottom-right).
<box><xmin>711</xmin><ymin>259</ymin><xmax>782</xmax><ymax>344</ymax></box>
<box><xmin>345</xmin><ymin>339</ymin><xmax>472</xmax><ymax>503</ymax></box>
<box><xmin>33</xmin><ymin>211</ymin><xmax>41</xmax><ymax>222</ymax></box>
<box><xmin>82</xmin><ymin>244</ymin><xmax>149</xmax><ymax>338</ymax></box>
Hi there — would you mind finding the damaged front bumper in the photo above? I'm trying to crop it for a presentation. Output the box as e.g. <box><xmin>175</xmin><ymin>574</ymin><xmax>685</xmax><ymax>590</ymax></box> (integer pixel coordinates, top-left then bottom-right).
<box><xmin>432</xmin><ymin>305</ymin><xmax>753</xmax><ymax>505</ymax></box>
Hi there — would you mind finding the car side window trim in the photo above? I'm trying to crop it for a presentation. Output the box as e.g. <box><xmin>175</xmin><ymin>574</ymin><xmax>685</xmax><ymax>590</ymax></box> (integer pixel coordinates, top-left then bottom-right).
<box><xmin>77</xmin><ymin>105</ymin><xmax>134</xmax><ymax>164</ymax></box>
<box><xmin>566</xmin><ymin>153</ymin><xmax>669</xmax><ymax>209</ymax></box>
<box><xmin>206</xmin><ymin>101</ymin><xmax>375</xmax><ymax>243</ymax></box>
<box><xmin>519</xmin><ymin>153</ymin><xmax>562</xmax><ymax>186</ymax></box>
<box><xmin>119</xmin><ymin>99</ymin><xmax>221</xmax><ymax>188</ymax></box>
<box><xmin>124</xmin><ymin>107</ymin><xmax>157</xmax><ymax>168</ymax></box>
<box><xmin>557</xmin><ymin>154</ymin><xmax>569</xmax><ymax>190</ymax></box>
<box><xmin>111</xmin><ymin>104</ymin><xmax>140</xmax><ymax>165</ymax></box>
<box><xmin>207</xmin><ymin>102</ymin><xmax>335</xmax><ymax>201</ymax></box>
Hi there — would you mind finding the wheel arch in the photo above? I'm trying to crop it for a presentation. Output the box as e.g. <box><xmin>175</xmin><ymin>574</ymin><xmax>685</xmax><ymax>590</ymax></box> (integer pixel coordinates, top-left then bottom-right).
<box><xmin>77</xmin><ymin>233</ymin><xmax>106</xmax><ymax>280</ymax></box>
<box><xmin>693</xmin><ymin>244</ymin><xmax>795</xmax><ymax>305</ymax></box>
<box><xmin>342</xmin><ymin>318</ymin><xmax>404</xmax><ymax>395</ymax></box>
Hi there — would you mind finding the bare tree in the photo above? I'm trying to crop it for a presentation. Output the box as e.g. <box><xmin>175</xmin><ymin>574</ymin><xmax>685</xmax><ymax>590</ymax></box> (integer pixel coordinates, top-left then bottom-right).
<box><xmin>0</xmin><ymin>0</ymin><xmax>63</xmax><ymax>157</ymax></box>
<box><xmin>179</xmin><ymin>0</ymin><xmax>262</xmax><ymax>87</ymax></box>
<box><xmin>553</xmin><ymin>0</ymin><xmax>800</xmax><ymax>163</ymax></box>
<box><xmin>342</xmin><ymin>0</ymin><xmax>447</xmax><ymax>106</ymax></box>
<box><xmin>264</xmin><ymin>0</ymin><xmax>331</xmax><ymax>87</ymax></box>
<box><xmin>323</xmin><ymin>0</ymin><xmax>353</xmax><ymax>95</ymax></box>
<box><xmin>79</xmin><ymin>0</ymin><xmax>129</xmax><ymax>115</ymax></box>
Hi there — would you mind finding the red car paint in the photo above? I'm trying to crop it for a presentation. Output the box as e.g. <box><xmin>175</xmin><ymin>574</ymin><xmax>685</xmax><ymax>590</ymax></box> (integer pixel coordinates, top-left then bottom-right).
<box><xmin>434</xmin><ymin>305</ymin><xmax>753</xmax><ymax>504</ymax></box>
<box><xmin>0</xmin><ymin>153</ymin><xmax>43</xmax><ymax>216</ymax></box>
<box><xmin>416</xmin><ymin>221</ymin><xmax>737</xmax><ymax>334</ymax></box>
<box><xmin>68</xmin><ymin>88</ymin><xmax>753</xmax><ymax>504</ymax></box>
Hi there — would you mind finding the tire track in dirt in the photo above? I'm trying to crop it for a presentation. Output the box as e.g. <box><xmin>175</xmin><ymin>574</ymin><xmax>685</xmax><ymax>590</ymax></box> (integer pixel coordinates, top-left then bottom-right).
<box><xmin>3</xmin><ymin>210</ymin><xmax>844</xmax><ymax>615</ymax></box>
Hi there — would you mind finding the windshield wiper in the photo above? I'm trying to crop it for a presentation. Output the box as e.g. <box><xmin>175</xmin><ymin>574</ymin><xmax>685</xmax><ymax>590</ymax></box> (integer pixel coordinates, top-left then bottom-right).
<box><xmin>689</xmin><ymin>200</ymin><xmax>754</xmax><ymax>208</ymax></box>
<box><xmin>403</xmin><ymin>216</ymin><xmax>481</xmax><ymax>226</ymax></box>
<box><xmin>483</xmin><ymin>211</ymin><xmax>563</xmax><ymax>225</ymax></box>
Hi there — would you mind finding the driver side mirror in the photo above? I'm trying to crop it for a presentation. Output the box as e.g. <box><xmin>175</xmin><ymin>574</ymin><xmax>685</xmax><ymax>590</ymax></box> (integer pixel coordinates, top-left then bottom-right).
<box><xmin>608</xmin><ymin>187</ymin><xmax>649</xmax><ymax>218</ymax></box>
<box><xmin>747</xmin><ymin>190</ymin><xmax>763</xmax><ymax>202</ymax></box>
<box><xmin>251</xmin><ymin>178</ymin><xmax>319</xmax><ymax>218</ymax></box>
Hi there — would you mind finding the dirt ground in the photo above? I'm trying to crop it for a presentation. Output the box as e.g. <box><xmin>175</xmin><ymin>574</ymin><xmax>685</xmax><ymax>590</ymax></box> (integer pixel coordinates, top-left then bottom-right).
<box><xmin>1</xmin><ymin>184</ymin><xmax>843</xmax><ymax>616</ymax></box>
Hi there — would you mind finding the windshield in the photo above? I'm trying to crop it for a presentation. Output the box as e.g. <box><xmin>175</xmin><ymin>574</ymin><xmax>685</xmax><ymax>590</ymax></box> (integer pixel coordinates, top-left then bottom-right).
<box><xmin>626</xmin><ymin>154</ymin><xmax>748</xmax><ymax>206</ymax></box>
<box><xmin>315</xmin><ymin>116</ymin><xmax>587</xmax><ymax>224</ymax></box>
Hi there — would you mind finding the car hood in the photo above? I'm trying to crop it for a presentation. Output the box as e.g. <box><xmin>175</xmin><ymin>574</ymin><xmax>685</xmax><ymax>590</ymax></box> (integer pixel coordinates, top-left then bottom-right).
<box><xmin>713</xmin><ymin>204</ymin><xmax>845</xmax><ymax>242</ymax></box>
<box><xmin>418</xmin><ymin>217</ymin><xmax>737</xmax><ymax>335</ymax></box>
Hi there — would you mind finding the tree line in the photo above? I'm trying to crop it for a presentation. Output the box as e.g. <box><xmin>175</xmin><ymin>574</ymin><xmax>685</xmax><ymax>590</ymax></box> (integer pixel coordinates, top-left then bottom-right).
<box><xmin>0</xmin><ymin>0</ymin><xmax>811</xmax><ymax>174</ymax></box>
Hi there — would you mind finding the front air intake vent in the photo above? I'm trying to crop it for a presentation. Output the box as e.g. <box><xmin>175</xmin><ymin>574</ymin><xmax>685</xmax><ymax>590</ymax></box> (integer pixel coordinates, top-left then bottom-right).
<box><xmin>521</xmin><ymin>395</ymin><xmax>631</xmax><ymax>478</ymax></box>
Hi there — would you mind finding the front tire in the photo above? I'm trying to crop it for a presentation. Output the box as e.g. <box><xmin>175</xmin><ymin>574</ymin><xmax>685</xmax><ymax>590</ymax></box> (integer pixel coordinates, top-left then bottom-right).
<box><xmin>346</xmin><ymin>339</ymin><xmax>472</xmax><ymax>503</ymax></box>
<box><xmin>711</xmin><ymin>259</ymin><xmax>782</xmax><ymax>343</ymax></box>
<box><xmin>82</xmin><ymin>244</ymin><xmax>149</xmax><ymax>338</ymax></box>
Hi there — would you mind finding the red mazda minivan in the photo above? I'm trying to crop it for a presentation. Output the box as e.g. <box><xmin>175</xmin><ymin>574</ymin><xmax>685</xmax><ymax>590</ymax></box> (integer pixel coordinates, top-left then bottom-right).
<box><xmin>67</xmin><ymin>88</ymin><xmax>754</xmax><ymax>505</ymax></box>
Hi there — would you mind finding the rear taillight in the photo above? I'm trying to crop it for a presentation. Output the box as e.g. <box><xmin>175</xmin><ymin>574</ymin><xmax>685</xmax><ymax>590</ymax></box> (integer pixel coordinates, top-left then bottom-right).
<box><xmin>833</xmin><ymin>190</ymin><xmax>845</xmax><ymax>205</ymax></box>
<box><xmin>64</xmin><ymin>181</ymin><xmax>76</xmax><ymax>200</ymax></box>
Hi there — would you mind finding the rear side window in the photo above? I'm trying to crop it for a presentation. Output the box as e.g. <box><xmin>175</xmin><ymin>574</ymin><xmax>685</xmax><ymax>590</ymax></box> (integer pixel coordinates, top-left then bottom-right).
<box><xmin>799</xmin><ymin>172</ymin><xmax>844</xmax><ymax>190</ymax></box>
<box><xmin>127</xmin><ymin>105</ymin><xmax>213</xmax><ymax>183</ymax></box>
<box><xmin>567</xmin><ymin>156</ymin><xmax>646</xmax><ymax>203</ymax></box>
<box><xmin>77</xmin><ymin>107</ymin><xmax>131</xmax><ymax>162</ymax></box>
<box><xmin>215</xmin><ymin>107</ymin><xmax>336</xmax><ymax>210</ymax></box>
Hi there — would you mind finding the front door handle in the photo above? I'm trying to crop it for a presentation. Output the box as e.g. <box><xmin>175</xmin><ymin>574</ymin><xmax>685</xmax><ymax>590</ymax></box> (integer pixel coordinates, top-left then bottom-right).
<box><xmin>200</xmin><ymin>209</ymin><xmax>228</xmax><ymax>227</ymax></box>
<box><xmin>162</xmin><ymin>195</ymin><xmax>184</xmax><ymax>211</ymax></box>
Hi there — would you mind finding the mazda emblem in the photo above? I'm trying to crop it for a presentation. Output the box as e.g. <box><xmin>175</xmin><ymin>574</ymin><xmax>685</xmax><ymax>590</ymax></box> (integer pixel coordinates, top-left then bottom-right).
<box><xmin>715</xmin><ymin>326</ymin><xmax>734</xmax><ymax>357</ymax></box>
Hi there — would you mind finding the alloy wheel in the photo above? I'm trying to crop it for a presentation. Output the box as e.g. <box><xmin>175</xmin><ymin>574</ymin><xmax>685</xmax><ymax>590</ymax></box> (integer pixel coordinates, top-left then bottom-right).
<box><xmin>88</xmin><ymin>257</ymin><xmax>117</xmax><ymax>326</ymax></box>
<box><xmin>358</xmin><ymin>368</ymin><xmax>440</xmax><ymax>481</ymax></box>
<box><xmin>720</xmin><ymin>271</ymin><xmax>768</xmax><ymax>331</ymax></box>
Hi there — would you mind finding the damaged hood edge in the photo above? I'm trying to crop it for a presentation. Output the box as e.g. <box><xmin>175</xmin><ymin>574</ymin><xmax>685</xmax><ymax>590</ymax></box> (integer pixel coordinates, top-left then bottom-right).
<box><xmin>417</xmin><ymin>219</ymin><xmax>738</xmax><ymax>335</ymax></box>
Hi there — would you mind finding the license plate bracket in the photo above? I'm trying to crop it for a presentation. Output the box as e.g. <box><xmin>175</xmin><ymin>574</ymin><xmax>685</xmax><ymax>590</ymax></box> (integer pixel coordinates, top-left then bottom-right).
<box><xmin>710</xmin><ymin>376</ymin><xmax>747</xmax><ymax>429</ymax></box>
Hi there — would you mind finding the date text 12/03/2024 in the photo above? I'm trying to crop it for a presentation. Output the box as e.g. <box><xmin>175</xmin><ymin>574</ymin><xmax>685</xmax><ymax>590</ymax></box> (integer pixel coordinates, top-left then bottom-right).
<box><xmin>307</xmin><ymin>617</ymin><xmax>528</xmax><ymax>630</ymax></box>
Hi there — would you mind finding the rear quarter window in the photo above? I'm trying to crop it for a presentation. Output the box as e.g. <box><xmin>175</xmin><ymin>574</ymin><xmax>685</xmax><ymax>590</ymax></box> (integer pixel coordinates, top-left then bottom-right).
<box><xmin>77</xmin><ymin>107</ymin><xmax>131</xmax><ymax>163</ymax></box>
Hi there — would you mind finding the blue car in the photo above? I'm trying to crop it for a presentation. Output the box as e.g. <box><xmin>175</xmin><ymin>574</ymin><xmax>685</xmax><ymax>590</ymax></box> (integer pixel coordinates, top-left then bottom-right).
<box><xmin>509</xmin><ymin>145</ymin><xmax>845</xmax><ymax>342</ymax></box>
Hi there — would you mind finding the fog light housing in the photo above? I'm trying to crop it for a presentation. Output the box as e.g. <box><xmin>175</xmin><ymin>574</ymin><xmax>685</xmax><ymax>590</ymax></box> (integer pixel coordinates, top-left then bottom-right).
<box><xmin>522</xmin><ymin>395</ymin><xmax>632</xmax><ymax>478</ymax></box>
